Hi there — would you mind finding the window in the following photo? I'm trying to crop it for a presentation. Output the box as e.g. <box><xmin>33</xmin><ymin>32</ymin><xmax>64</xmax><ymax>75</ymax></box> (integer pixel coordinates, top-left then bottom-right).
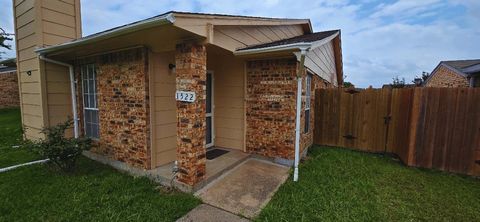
<box><xmin>304</xmin><ymin>73</ymin><xmax>312</xmax><ymax>133</ymax></box>
<box><xmin>82</xmin><ymin>64</ymin><xmax>99</xmax><ymax>139</ymax></box>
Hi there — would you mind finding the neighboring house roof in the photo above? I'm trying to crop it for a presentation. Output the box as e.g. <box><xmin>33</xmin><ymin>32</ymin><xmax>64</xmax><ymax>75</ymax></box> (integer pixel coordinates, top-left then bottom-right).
<box><xmin>237</xmin><ymin>30</ymin><xmax>339</xmax><ymax>51</ymax></box>
<box><xmin>425</xmin><ymin>59</ymin><xmax>480</xmax><ymax>86</ymax></box>
<box><xmin>443</xmin><ymin>60</ymin><xmax>480</xmax><ymax>72</ymax></box>
<box><xmin>0</xmin><ymin>58</ymin><xmax>16</xmax><ymax>67</ymax></box>
<box><xmin>36</xmin><ymin>11</ymin><xmax>312</xmax><ymax>55</ymax></box>
<box><xmin>0</xmin><ymin>67</ymin><xmax>16</xmax><ymax>73</ymax></box>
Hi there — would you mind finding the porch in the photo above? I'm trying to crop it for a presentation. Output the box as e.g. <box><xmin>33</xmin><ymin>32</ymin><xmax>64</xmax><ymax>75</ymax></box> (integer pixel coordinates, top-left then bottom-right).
<box><xmin>148</xmin><ymin>148</ymin><xmax>250</xmax><ymax>192</ymax></box>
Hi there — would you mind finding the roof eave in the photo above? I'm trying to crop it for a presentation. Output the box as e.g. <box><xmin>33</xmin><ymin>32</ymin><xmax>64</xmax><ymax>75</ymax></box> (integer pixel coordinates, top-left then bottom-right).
<box><xmin>35</xmin><ymin>13</ymin><xmax>176</xmax><ymax>55</ymax></box>
<box><xmin>234</xmin><ymin>31</ymin><xmax>339</xmax><ymax>56</ymax></box>
<box><xmin>234</xmin><ymin>42</ymin><xmax>312</xmax><ymax>56</ymax></box>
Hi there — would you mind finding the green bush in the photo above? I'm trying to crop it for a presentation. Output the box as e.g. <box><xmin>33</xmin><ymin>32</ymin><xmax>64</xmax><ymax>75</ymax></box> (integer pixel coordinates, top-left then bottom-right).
<box><xmin>25</xmin><ymin>119</ymin><xmax>91</xmax><ymax>172</ymax></box>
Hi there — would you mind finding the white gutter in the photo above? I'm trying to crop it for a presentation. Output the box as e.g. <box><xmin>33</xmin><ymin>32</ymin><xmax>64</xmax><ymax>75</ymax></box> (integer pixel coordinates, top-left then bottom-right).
<box><xmin>293</xmin><ymin>49</ymin><xmax>307</xmax><ymax>182</ymax></box>
<box><xmin>39</xmin><ymin>56</ymin><xmax>79</xmax><ymax>138</ymax></box>
<box><xmin>234</xmin><ymin>42</ymin><xmax>312</xmax><ymax>56</ymax></box>
<box><xmin>35</xmin><ymin>13</ymin><xmax>176</xmax><ymax>55</ymax></box>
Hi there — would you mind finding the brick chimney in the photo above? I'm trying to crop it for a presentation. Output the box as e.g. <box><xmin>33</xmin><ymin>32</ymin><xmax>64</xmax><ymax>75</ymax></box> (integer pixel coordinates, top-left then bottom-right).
<box><xmin>12</xmin><ymin>0</ymin><xmax>82</xmax><ymax>139</ymax></box>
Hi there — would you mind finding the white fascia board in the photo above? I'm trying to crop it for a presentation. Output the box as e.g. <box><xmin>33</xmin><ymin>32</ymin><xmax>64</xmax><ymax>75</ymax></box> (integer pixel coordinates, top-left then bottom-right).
<box><xmin>234</xmin><ymin>42</ymin><xmax>312</xmax><ymax>56</ymax></box>
<box><xmin>35</xmin><ymin>13</ymin><xmax>176</xmax><ymax>55</ymax></box>
<box><xmin>309</xmin><ymin>31</ymin><xmax>339</xmax><ymax>49</ymax></box>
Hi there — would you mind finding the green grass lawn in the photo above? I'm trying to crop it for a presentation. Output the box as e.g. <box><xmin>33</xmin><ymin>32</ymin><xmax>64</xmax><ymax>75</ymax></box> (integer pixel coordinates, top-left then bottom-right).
<box><xmin>257</xmin><ymin>147</ymin><xmax>480</xmax><ymax>221</ymax></box>
<box><xmin>0</xmin><ymin>157</ymin><xmax>201</xmax><ymax>221</ymax></box>
<box><xmin>0</xmin><ymin>108</ymin><xmax>39</xmax><ymax>168</ymax></box>
<box><xmin>0</xmin><ymin>108</ymin><xmax>201</xmax><ymax>221</ymax></box>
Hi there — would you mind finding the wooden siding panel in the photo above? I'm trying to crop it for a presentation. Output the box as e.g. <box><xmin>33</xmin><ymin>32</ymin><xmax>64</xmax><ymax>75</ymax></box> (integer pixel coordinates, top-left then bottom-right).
<box><xmin>21</xmin><ymin>93</ymin><xmax>42</xmax><ymax>106</ymax></box>
<box><xmin>15</xmin><ymin>0</ymin><xmax>34</xmax><ymax>16</ymax></box>
<box><xmin>207</xmin><ymin>48</ymin><xmax>245</xmax><ymax>150</ymax></box>
<box><xmin>42</xmin><ymin>0</ymin><xmax>75</xmax><ymax>15</ymax></box>
<box><xmin>22</xmin><ymin>104</ymin><xmax>42</xmax><ymax>117</ymax></box>
<box><xmin>213</xmin><ymin>24</ymin><xmax>305</xmax><ymax>52</ymax></box>
<box><xmin>43</xmin><ymin>21</ymin><xmax>76</xmax><ymax>38</ymax></box>
<box><xmin>150</xmin><ymin>51</ymin><xmax>177</xmax><ymax>166</ymax></box>
<box><xmin>17</xmin><ymin>34</ymin><xmax>37</xmax><ymax>50</ymax></box>
<box><xmin>42</xmin><ymin>8</ymin><xmax>76</xmax><ymax>27</ymax></box>
<box><xmin>16</xmin><ymin>9</ymin><xmax>35</xmax><ymax>28</ymax></box>
<box><xmin>21</xmin><ymin>82</ymin><xmax>41</xmax><ymax>94</ymax></box>
<box><xmin>305</xmin><ymin>41</ymin><xmax>337</xmax><ymax>85</ymax></box>
<box><xmin>16</xmin><ymin>21</ymin><xmax>35</xmax><ymax>39</ymax></box>
<box><xmin>18</xmin><ymin>58</ymin><xmax>38</xmax><ymax>72</ymax></box>
<box><xmin>18</xmin><ymin>46</ymin><xmax>37</xmax><ymax>62</ymax></box>
<box><xmin>43</xmin><ymin>33</ymin><xmax>72</xmax><ymax>46</ymax></box>
<box><xmin>19</xmin><ymin>70</ymin><xmax>40</xmax><ymax>83</ymax></box>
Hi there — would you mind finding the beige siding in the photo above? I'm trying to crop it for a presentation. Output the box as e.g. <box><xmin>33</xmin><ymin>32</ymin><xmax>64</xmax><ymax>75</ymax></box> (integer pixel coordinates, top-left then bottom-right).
<box><xmin>207</xmin><ymin>48</ymin><xmax>245</xmax><ymax>150</ymax></box>
<box><xmin>304</xmin><ymin>41</ymin><xmax>338</xmax><ymax>85</ymax></box>
<box><xmin>13</xmin><ymin>0</ymin><xmax>82</xmax><ymax>140</ymax></box>
<box><xmin>150</xmin><ymin>51</ymin><xmax>177</xmax><ymax>167</ymax></box>
<box><xmin>213</xmin><ymin>25</ymin><xmax>304</xmax><ymax>52</ymax></box>
<box><xmin>14</xmin><ymin>0</ymin><xmax>43</xmax><ymax>139</ymax></box>
<box><xmin>45</xmin><ymin>63</ymin><xmax>72</xmax><ymax>127</ymax></box>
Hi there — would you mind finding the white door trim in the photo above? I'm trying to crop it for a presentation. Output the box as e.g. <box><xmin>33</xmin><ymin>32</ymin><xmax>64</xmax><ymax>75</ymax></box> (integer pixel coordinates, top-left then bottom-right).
<box><xmin>206</xmin><ymin>71</ymin><xmax>215</xmax><ymax>148</ymax></box>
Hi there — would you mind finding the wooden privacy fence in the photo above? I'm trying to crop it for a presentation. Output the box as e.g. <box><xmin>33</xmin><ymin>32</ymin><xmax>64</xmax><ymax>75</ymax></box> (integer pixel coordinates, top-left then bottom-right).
<box><xmin>314</xmin><ymin>87</ymin><xmax>480</xmax><ymax>176</ymax></box>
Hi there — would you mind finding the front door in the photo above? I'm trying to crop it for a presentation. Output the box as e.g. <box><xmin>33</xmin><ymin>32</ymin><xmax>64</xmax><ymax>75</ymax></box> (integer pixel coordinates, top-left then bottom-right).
<box><xmin>206</xmin><ymin>72</ymin><xmax>214</xmax><ymax>148</ymax></box>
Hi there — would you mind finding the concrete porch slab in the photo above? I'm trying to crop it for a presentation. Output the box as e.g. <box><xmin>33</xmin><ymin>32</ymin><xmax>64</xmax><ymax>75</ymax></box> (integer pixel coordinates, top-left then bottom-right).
<box><xmin>195</xmin><ymin>158</ymin><xmax>290</xmax><ymax>218</ymax></box>
<box><xmin>147</xmin><ymin>148</ymin><xmax>250</xmax><ymax>192</ymax></box>
<box><xmin>176</xmin><ymin>204</ymin><xmax>249</xmax><ymax>222</ymax></box>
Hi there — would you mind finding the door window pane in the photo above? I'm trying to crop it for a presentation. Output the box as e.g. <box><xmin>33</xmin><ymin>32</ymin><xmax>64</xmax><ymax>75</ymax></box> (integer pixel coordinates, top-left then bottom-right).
<box><xmin>206</xmin><ymin>73</ymin><xmax>212</xmax><ymax>113</ymax></box>
<box><xmin>206</xmin><ymin>116</ymin><xmax>212</xmax><ymax>145</ymax></box>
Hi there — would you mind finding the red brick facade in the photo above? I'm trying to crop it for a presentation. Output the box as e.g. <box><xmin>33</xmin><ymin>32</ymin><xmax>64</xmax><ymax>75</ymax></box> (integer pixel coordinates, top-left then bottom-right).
<box><xmin>246</xmin><ymin>58</ymin><xmax>298</xmax><ymax>159</ymax></box>
<box><xmin>175</xmin><ymin>43</ymin><xmax>207</xmax><ymax>186</ymax></box>
<box><xmin>425</xmin><ymin>65</ymin><xmax>470</xmax><ymax>87</ymax></box>
<box><xmin>76</xmin><ymin>48</ymin><xmax>151</xmax><ymax>169</ymax></box>
<box><xmin>245</xmin><ymin>58</ymin><xmax>332</xmax><ymax>160</ymax></box>
<box><xmin>0</xmin><ymin>71</ymin><xmax>20</xmax><ymax>108</ymax></box>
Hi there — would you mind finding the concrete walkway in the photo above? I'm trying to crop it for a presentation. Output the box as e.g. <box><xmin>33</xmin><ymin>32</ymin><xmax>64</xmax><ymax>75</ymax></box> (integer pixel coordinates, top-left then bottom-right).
<box><xmin>195</xmin><ymin>158</ymin><xmax>290</xmax><ymax>218</ymax></box>
<box><xmin>176</xmin><ymin>204</ymin><xmax>249</xmax><ymax>222</ymax></box>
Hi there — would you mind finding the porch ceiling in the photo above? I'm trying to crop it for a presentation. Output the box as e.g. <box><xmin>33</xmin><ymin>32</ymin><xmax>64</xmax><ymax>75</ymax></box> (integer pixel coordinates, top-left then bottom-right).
<box><xmin>42</xmin><ymin>25</ymin><xmax>204</xmax><ymax>61</ymax></box>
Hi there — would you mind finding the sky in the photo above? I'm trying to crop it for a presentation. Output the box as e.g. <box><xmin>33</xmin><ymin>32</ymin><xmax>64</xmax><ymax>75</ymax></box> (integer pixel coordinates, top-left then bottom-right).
<box><xmin>1</xmin><ymin>0</ymin><xmax>479</xmax><ymax>87</ymax></box>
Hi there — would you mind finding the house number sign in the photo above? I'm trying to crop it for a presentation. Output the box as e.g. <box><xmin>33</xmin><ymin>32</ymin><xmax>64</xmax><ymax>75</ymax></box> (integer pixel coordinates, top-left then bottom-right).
<box><xmin>175</xmin><ymin>91</ymin><xmax>196</xmax><ymax>102</ymax></box>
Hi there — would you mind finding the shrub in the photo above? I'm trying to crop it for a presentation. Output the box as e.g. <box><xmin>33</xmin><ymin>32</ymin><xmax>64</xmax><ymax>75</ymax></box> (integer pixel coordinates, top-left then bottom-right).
<box><xmin>25</xmin><ymin>119</ymin><xmax>91</xmax><ymax>172</ymax></box>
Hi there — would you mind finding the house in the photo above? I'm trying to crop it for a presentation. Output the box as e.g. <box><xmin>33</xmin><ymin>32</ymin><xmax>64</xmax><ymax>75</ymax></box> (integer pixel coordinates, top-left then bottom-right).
<box><xmin>0</xmin><ymin>58</ymin><xmax>19</xmax><ymax>108</ymax></box>
<box><xmin>424</xmin><ymin>59</ymin><xmax>480</xmax><ymax>87</ymax></box>
<box><xmin>12</xmin><ymin>0</ymin><xmax>343</xmax><ymax>190</ymax></box>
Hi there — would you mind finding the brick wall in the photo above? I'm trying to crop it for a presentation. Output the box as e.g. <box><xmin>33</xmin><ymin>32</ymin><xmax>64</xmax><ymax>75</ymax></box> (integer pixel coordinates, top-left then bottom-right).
<box><xmin>425</xmin><ymin>65</ymin><xmax>470</xmax><ymax>87</ymax></box>
<box><xmin>246</xmin><ymin>58</ymin><xmax>297</xmax><ymax>159</ymax></box>
<box><xmin>246</xmin><ymin>58</ymin><xmax>332</xmax><ymax>161</ymax></box>
<box><xmin>76</xmin><ymin>48</ymin><xmax>151</xmax><ymax>169</ymax></box>
<box><xmin>0</xmin><ymin>71</ymin><xmax>20</xmax><ymax>108</ymax></box>
<box><xmin>175</xmin><ymin>43</ymin><xmax>207</xmax><ymax>186</ymax></box>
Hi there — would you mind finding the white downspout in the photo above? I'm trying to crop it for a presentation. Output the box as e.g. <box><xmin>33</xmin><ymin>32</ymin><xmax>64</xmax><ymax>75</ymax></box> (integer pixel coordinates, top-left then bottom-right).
<box><xmin>39</xmin><ymin>56</ymin><xmax>79</xmax><ymax>138</ymax></box>
<box><xmin>294</xmin><ymin>49</ymin><xmax>307</xmax><ymax>182</ymax></box>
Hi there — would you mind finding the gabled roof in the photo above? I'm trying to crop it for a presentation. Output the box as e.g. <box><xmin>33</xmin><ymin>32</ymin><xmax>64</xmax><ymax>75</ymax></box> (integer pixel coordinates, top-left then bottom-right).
<box><xmin>424</xmin><ymin>59</ymin><xmax>480</xmax><ymax>86</ymax></box>
<box><xmin>36</xmin><ymin>11</ymin><xmax>312</xmax><ymax>55</ymax></box>
<box><xmin>436</xmin><ymin>59</ymin><xmax>480</xmax><ymax>77</ymax></box>
<box><xmin>237</xmin><ymin>30</ymin><xmax>339</xmax><ymax>51</ymax></box>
